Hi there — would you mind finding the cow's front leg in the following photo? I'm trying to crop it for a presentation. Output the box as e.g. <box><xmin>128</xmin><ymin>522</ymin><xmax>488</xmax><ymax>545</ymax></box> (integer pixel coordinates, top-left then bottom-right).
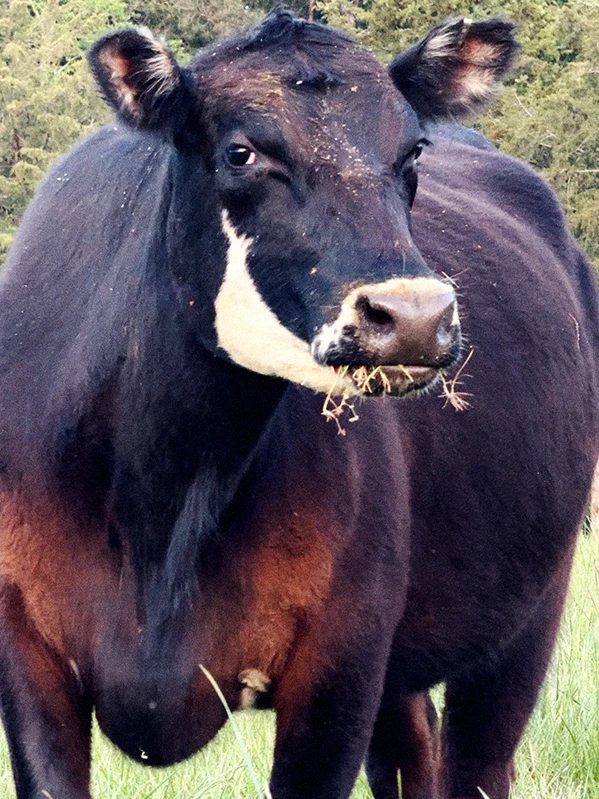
<box><xmin>0</xmin><ymin>583</ymin><xmax>93</xmax><ymax>799</ymax></box>
<box><xmin>269</xmin><ymin>619</ymin><xmax>391</xmax><ymax>799</ymax></box>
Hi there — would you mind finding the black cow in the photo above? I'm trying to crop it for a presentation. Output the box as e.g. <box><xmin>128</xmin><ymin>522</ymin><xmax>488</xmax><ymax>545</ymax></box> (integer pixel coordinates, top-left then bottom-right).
<box><xmin>0</xmin><ymin>10</ymin><xmax>598</xmax><ymax>799</ymax></box>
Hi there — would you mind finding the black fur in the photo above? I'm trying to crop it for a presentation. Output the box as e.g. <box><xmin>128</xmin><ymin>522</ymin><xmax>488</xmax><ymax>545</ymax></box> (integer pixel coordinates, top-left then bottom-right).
<box><xmin>0</xmin><ymin>11</ymin><xmax>597</xmax><ymax>799</ymax></box>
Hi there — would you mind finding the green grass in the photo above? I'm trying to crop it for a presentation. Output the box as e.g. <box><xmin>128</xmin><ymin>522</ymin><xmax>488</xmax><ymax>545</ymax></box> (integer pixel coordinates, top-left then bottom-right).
<box><xmin>1</xmin><ymin>534</ymin><xmax>599</xmax><ymax>798</ymax></box>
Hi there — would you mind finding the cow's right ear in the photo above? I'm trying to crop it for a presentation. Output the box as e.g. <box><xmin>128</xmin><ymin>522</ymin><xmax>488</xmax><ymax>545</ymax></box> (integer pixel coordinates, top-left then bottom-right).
<box><xmin>89</xmin><ymin>28</ymin><xmax>192</xmax><ymax>132</ymax></box>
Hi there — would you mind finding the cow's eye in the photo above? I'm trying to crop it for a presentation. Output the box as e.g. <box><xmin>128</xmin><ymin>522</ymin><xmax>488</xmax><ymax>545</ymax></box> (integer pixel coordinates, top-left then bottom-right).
<box><xmin>226</xmin><ymin>144</ymin><xmax>257</xmax><ymax>167</ymax></box>
<box><xmin>412</xmin><ymin>142</ymin><xmax>424</xmax><ymax>160</ymax></box>
<box><xmin>408</xmin><ymin>139</ymin><xmax>429</xmax><ymax>163</ymax></box>
<box><xmin>394</xmin><ymin>139</ymin><xmax>429</xmax><ymax>177</ymax></box>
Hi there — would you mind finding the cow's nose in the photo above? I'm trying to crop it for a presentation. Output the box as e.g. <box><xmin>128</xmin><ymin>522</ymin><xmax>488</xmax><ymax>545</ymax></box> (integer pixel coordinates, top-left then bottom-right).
<box><xmin>354</xmin><ymin>279</ymin><xmax>459</xmax><ymax>366</ymax></box>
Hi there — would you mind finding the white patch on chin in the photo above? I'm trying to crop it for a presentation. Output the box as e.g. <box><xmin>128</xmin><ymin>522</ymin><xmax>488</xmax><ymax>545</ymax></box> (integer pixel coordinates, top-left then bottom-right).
<box><xmin>215</xmin><ymin>211</ymin><xmax>356</xmax><ymax>395</ymax></box>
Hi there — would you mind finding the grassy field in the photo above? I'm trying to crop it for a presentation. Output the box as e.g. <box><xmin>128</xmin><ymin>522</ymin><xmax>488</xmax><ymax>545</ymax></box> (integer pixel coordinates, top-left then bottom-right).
<box><xmin>1</xmin><ymin>533</ymin><xmax>599</xmax><ymax>798</ymax></box>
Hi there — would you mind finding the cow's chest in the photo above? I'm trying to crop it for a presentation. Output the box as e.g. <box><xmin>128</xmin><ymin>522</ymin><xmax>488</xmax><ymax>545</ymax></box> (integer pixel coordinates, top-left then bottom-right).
<box><xmin>94</xmin><ymin>504</ymin><xmax>354</xmax><ymax>764</ymax></box>
<box><xmin>0</xmin><ymin>493</ymin><xmax>351</xmax><ymax>764</ymax></box>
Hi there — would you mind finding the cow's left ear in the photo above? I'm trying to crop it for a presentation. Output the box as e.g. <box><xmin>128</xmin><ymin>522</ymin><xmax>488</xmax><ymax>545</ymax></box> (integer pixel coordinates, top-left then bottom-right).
<box><xmin>389</xmin><ymin>17</ymin><xmax>518</xmax><ymax>121</ymax></box>
<box><xmin>89</xmin><ymin>28</ymin><xmax>192</xmax><ymax>132</ymax></box>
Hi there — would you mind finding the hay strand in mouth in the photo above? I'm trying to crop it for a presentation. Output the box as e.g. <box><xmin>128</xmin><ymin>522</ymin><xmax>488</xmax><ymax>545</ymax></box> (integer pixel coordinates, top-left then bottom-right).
<box><xmin>321</xmin><ymin>366</ymin><xmax>359</xmax><ymax>436</ymax></box>
<box><xmin>351</xmin><ymin>365</ymin><xmax>394</xmax><ymax>394</ymax></box>
<box><xmin>439</xmin><ymin>347</ymin><xmax>474</xmax><ymax>411</ymax></box>
<box><xmin>321</xmin><ymin>364</ymin><xmax>404</xmax><ymax>435</ymax></box>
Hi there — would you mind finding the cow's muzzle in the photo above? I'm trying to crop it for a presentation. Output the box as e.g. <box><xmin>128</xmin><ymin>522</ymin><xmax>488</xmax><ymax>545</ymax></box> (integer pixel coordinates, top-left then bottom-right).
<box><xmin>312</xmin><ymin>277</ymin><xmax>461</xmax><ymax>397</ymax></box>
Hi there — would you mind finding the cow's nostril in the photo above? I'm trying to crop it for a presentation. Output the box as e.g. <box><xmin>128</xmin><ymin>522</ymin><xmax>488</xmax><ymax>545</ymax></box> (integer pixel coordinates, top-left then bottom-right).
<box><xmin>356</xmin><ymin>297</ymin><xmax>395</xmax><ymax>331</ymax></box>
<box><xmin>349</xmin><ymin>279</ymin><xmax>460</xmax><ymax>368</ymax></box>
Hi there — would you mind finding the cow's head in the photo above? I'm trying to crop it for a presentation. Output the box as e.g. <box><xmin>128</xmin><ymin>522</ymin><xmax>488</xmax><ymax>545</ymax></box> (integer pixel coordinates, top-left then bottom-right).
<box><xmin>89</xmin><ymin>11</ymin><xmax>516</xmax><ymax>397</ymax></box>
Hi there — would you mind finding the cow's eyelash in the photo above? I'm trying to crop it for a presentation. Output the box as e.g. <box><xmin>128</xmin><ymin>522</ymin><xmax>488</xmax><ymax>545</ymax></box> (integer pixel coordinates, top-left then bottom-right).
<box><xmin>392</xmin><ymin>139</ymin><xmax>430</xmax><ymax>175</ymax></box>
<box><xmin>415</xmin><ymin>137</ymin><xmax>432</xmax><ymax>157</ymax></box>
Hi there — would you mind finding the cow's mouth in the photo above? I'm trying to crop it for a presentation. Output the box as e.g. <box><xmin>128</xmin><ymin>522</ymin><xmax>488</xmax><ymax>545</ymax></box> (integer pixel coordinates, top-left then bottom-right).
<box><xmin>334</xmin><ymin>363</ymin><xmax>442</xmax><ymax>398</ymax></box>
<box><xmin>358</xmin><ymin>364</ymin><xmax>440</xmax><ymax>397</ymax></box>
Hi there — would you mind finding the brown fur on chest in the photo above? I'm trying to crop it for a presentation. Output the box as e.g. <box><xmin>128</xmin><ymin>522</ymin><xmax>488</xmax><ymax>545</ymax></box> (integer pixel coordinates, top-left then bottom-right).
<box><xmin>189</xmin><ymin>502</ymin><xmax>343</xmax><ymax>708</ymax></box>
<box><xmin>0</xmin><ymin>491</ymin><xmax>341</xmax><ymax>712</ymax></box>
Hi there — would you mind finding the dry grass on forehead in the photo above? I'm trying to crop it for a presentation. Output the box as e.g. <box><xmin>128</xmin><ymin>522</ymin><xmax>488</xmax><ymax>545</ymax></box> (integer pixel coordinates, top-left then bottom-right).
<box><xmin>193</xmin><ymin>24</ymin><xmax>390</xmax><ymax>105</ymax></box>
<box><xmin>196</xmin><ymin>66</ymin><xmax>287</xmax><ymax>113</ymax></box>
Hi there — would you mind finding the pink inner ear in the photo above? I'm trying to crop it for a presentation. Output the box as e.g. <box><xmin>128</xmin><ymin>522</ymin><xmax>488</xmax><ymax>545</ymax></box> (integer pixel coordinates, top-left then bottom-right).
<box><xmin>454</xmin><ymin>65</ymin><xmax>496</xmax><ymax>105</ymax></box>
<box><xmin>453</xmin><ymin>36</ymin><xmax>503</xmax><ymax>107</ymax></box>
<box><xmin>460</xmin><ymin>38</ymin><xmax>502</xmax><ymax>67</ymax></box>
<box><xmin>98</xmin><ymin>48</ymin><xmax>139</xmax><ymax>112</ymax></box>
<box><xmin>99</xmin><ymin>48</ymin><xmax>129</xmax><ymax>81</ymax></box>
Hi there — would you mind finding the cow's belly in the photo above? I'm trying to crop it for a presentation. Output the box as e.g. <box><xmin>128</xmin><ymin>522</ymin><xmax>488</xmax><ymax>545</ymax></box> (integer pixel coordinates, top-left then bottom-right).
<box><xmin>384</xmin><ymin>514</ymin><xmax>580</xmax><ymax>694</ymax></box>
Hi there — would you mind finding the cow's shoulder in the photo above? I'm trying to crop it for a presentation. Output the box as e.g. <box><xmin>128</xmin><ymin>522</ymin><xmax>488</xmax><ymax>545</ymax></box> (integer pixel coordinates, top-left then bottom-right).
<box><xmin>1</xmin><ymin>124</ymin><xmax>173</xmax><ymax>301</ymax></box>
<box><xmin>0</xmin><ymin>125</ymin><xmax>179</xmax><ymax>450</ymax></box>
<box><xmin>415</xmin><ymin>125</ymin><xmax>599</xmax><ymax>359</ymax></box>
<box><xmin>417</xmin><ymin>128</ymin><xmax>574</xmax><ymax>260</ymax></box>
<box><xmin>12</xmin><ymin>124</ymin><xmax>170</xmax><ymax>230</ymax></box>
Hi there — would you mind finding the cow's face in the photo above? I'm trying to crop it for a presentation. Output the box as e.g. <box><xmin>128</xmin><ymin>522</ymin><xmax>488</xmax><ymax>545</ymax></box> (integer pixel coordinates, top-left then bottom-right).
<box><xmin>89</xmin><ymin>13</ymin><xmax>516</xmax><ymax>397</ymax></box>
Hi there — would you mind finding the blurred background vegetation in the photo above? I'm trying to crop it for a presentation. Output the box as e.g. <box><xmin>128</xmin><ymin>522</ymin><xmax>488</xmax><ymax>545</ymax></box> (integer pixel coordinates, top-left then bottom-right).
<box><xmin>1</xmin><ymin>0</ymin><xmax>598</xmax><ymax>265</ymax></box>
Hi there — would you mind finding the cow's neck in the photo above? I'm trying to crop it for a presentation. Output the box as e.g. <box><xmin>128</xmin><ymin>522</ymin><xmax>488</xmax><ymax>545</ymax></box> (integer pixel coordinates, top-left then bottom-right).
<box><xmin>109</xmin><ymin>340</ymin><xmax>286</xmax><ymax>627</ymax></box>
<box><xmin>84</xmin><ymin>153</ymin><xmax>284</xmax><ymax>622</ymax></box>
